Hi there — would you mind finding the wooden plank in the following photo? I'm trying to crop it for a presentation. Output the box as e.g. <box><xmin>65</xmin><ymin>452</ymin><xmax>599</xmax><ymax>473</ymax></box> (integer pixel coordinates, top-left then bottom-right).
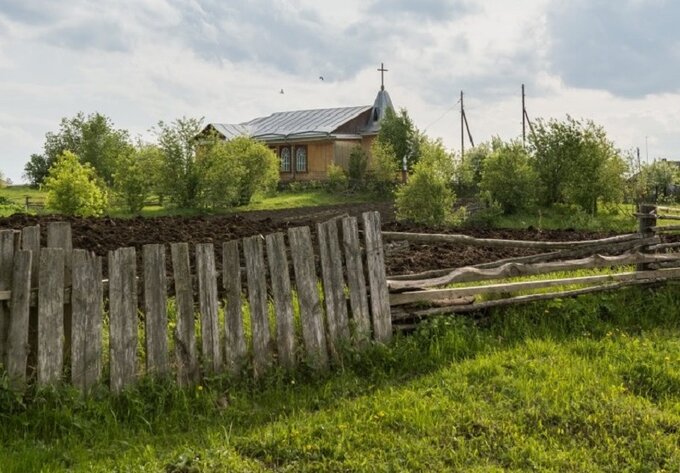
<box><xmin>0</xmin><ymin>230</ymin><xmax>14</xmax><ymax>367</ymax></box>
<box><xmin>389</xmin><ymin>252</ymin><xmax>680</xmax><ymax>291</ymax></box>
<box><xmin>317</xmin><ymin>220</ymin><xmax>350</xmax><ymax>359</ymax></box>
<box><xmin>265</xmin><ymin>233</ymin><xmax>296</xmax><ymax>370</ymax></box>
<box><xmin>6</xmin><ymin>250</ymin><xmax>32</xmax><ymax>389</ymax></box>
<box><xmin>196</xmin><ymin>243</ymin><xmax>222</xmax><ymax>374</ymax></box>
<box><xmin>651</xmin><ymin>225</ymin><xmax>680</xmax><ymax>232</ymax></box>
<box><xmin>390</xmin><ymin>267</ymin><xmax>680</xmax><ymax>307</ymax></box>
<box><xmin>288</xmin><ymin>226</ymin><xmax>329</xmax><ymax>370</ymax></box>
<box><xmin>396</xmin><ymin>278</ymin><xmax>668</xmax><ymax>319</ymax></box>
<box><xmin>37</xmin><ymin>248</ymin><xmax>64</xmax><ymax>386</ymax></box>
<box><xmin>341</xmin><ymin>217</ymin><xmax>371</xmax><ymax>346</ymax></box>
<box><xmin>21</xmin><ymin>225</ymin><xmax>40</xmax><ymax>377</ymax></box>
<box><xmin>170</xmin><ymin>243</ymin><xmax>198</xmax><ymax>386</ymax></box>
<box><xmin>71</xmin><ymin>250</ymin><xmax>103</xmax><ymax>392</ymax></box>
<box><xmin>47</xmin><ymin>222</ymin><xmax>73</xmax><ymax>369</ymax></box>
<box><xmin>223</xmin><ymin>241</ymin><xmax>247</xmax><ymax>375</ymax></box>
<box><xmin>656</xmin><ymin>214</ymin><xmax>680</xmax><ymax>221</ymax></box>
<box><xmin>108</xmin><ymin>247</ymin><xmax>138</xmax><ymax>394</ymax></box>
<box><xmin>362</xmin><ymin>211</ymin><xmax>392</xmax><ymax>344</ymax></box>
<box><xmin>143</xmin><ymin>244</ymin><xmax>169</xmax><ymax>377</ymax></box>
<box><xmin>243</xmin><ymin>236</ymin><xmax>272</xmax><ymax>377</ymax></box>
<box><xmin>381</xmin><ymin>231</ymin><xmax>644</xmax><ymax>250</ymax></box>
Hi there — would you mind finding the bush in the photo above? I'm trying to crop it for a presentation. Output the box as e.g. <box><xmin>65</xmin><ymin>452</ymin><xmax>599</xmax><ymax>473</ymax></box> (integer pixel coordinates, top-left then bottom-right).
<box><xmin>395</xmin><ymin>139</ymin><xmax>459</xmax><ymax>226</ymax></box>
<box><xmin>480</xmin><ymin>140</ymin><xmax>536</xmax><ymax>214</ymax></box>
<box><xmin>43</xmin><ymin>151</ymin><xmax>108</xmax><ymax>216</ymax></box>
<box><xmin>113</xmin><ymin>145</ymin><xmax>163</xmax><ymax>214</ymax></box>
<box><xmin>348</xmin><ymin>146</ymin><xmax>369</xmax><ymax>187</ymax></box>
<box><xmin>325</xmin><ymin>163</ymin><xmax>349</xmax><ymax>192</ymax></box>
<box><xmin>231</xmin><ymin>137</ymin><xmax>279</xmax><ymax>205</ymax></box>
<box><xmin>368</xmin><ymin>140</ymin><xmax>398</xmax><ymax>196</ymax></box>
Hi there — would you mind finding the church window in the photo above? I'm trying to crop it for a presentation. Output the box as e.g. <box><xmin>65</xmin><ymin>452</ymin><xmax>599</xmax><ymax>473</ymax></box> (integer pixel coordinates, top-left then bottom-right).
<box><xmin>295</xmin><ymin>146</ymin><xmax>308</xmax><ymax>172</ymax></box>
<box><xmin>280</xmin><ymin>146</ymin><xmax>291</xmax><ymax>172</ymax></box>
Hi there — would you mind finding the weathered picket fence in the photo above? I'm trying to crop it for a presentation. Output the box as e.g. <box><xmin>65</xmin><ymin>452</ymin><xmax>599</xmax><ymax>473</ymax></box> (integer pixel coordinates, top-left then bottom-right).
<box><xmin>386</xmin><ymin>204</ymin><xmax>680</xmax><ymax>326</ymax></box>
<box><xmin>0</xmin><ymin>212</ymin><xmax>391</xmax><ymax>392</ymax></box>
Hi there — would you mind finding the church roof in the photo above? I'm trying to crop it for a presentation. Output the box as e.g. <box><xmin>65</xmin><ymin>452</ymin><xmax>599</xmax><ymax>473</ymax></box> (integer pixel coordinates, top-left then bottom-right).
<box><xmin>206</xmin><ymin>88</ymin><xmax>394</xmax><ymax>142</ymax></box>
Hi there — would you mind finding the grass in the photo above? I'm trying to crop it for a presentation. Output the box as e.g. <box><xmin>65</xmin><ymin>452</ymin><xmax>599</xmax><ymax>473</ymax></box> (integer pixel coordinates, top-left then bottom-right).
<box><xmin>2</xmin><ymin>286</ymin><xmax>680</xmax><ymax>471</ymax></box>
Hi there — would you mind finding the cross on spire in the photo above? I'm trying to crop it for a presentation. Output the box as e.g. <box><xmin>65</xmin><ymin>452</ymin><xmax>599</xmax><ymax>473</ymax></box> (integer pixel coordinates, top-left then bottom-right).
<box><xmin>377</xmin><ymin>62</ymin><xmax>388</xmax><ymax>90</ymax></box>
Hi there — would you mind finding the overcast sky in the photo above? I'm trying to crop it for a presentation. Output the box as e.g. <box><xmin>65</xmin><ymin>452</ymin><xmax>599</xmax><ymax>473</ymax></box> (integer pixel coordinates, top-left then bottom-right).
<box><xmin>1</xmin><ymin>0</ymin><xmax>679</xmax><ymax>183</ymax></box>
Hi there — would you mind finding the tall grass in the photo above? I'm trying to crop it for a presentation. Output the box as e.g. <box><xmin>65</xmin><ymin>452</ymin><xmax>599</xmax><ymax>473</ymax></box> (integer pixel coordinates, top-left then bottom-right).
<box><xmin>2</xmin><ymin>285</ymin><xmax>680</xmax><ymax>471</ymax></box>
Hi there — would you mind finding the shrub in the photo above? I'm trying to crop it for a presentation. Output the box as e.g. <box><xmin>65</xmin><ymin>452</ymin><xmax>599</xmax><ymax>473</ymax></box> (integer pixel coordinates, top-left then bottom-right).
<box><xmin>326</xmin><ymin>163</ymin><xmax>349</xmax><ymax>192</ymax></box>
<box><xmin>368</xmin><ymin>140</ymin><xmax>398</xmax><ymax>196</ymax></box>
<box><xmin>348</xmin><ymin>146</ymin><xmax>369</xmax><ymax>187</ymax></box>
<box><xmin>195</xmin><ymin>139</ymin><xmax>245</xmax><ymax>209</ymax></box>
<box><xmin>43</xmin><ymin>151</ymin><xmax>108</xmax><ymax>216</ymax></box>
<box><xmin>113</xmin><ymin>145</ymin><xmax>163</xmax><ymax>214</ymax></box>
<box><xmin>231</xmin><ymin>137</ymin><xmax>279</xmax><ymax>205</ymax></box>
<box><xmin>480</xmin><ymin>140</ymin><xmax>537</xmax><ymax>214</ymax></box>
<box><xmin>395</xmin><ymin>139</ymin><xmax>458</xmax><ymax>226</ymax></box>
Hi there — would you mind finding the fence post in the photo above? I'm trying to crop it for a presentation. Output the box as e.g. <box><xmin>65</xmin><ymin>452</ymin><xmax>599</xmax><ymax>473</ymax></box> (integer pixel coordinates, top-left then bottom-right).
<box><xmin>6</xmin><ymin>250</ymin><xmax>32</xmax><ymax>389</ymax></box>
<box><xmin>341</xmin><ymin>216</ymin><xmax>371</xmax><ymax>347</ymax></box>
<box><xmin>47</xmin><ymin>222</ymin><xmax>73</xmax><ymax>371</ymax></box>
<box><xmin>37</xmin><ymin>248</ymin><xmax>65</xmax><ymax>386</ymax></box>
<box><xmin>0</xmin><ymin>230</ymin><xmax>14</xmax><ymax>367</ymax></box>
<box><xmin>21</xmin><ymin>225</ymin><xmax>40</xmax><ymax>377</ymax></box>
<box><xmin>196</xmin><ymin>243</ymin><xmax>222</xmax><ymax>374</ymax></box>
<box><xmin>171</xmin><ymin>243</ymin><xmax>199</xmax><ymax>386</ymax></box>
<box><xmin>637</xmin><ymin>203</ymin><xmax>657</xmax><ymax>271</ymax></box>
<box><xmin>223</xmin><ymin>241</ymin><xmax>247</xmax><ymax>375</ymax></box>
<box><xmin>143</xmin><ymin>244</ymin><xmax>169</xmax><ymax>377</ymax></box>
<box><xmin>265</xmin><ymin>233</ymin><xmax>296</xmax><ymax>370</ymax></box>
<box><xmin>362</xmin><ymin>211</ymin><xmax>392</xmax><ymax>344</ymax></box>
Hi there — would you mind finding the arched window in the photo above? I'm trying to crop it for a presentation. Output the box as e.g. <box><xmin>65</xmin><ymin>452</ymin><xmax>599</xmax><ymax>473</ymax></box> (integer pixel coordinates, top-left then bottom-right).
<box><xmin>280</xmin><ymin>146</ymin><xmax>291</xmax><ymax>172</ymax></box>
<box><xmin>295</xmin><ymin>146</ymin><xmax>307</xmax><ymax>173</ymax></box>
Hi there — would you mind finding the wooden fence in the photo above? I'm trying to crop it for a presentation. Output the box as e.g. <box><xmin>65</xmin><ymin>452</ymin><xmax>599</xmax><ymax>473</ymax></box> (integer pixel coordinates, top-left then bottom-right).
<box><xmin>2</xmin><ymin>204</ymin><xmax>680</xmax><ymax>393</ymax></box>
<box><xmin>0</xmin><ymin>212</ymin><xmax>391</xmax><ymax>392</ymax></box>
<box><xmin>387</xmin><ymin>203</ymin><xmax>680</xmax><ymax>326</ymax></box>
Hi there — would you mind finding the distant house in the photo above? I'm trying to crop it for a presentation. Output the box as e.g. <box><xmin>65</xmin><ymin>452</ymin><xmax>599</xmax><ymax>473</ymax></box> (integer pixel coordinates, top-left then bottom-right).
<box><xmin>201</xmin><ymin>85</ymin><xmax>394</xmax><ymax>182</ymax></box>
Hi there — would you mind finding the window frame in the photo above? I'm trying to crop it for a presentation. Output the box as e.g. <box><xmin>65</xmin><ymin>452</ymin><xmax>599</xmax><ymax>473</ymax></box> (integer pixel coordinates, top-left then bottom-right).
<box><xmin>295</xmin><ymin>145</ymin><xmax>308</xmax><ymax>173</ymax></box>
<box><xmin>279</xmin><ymin>146</ymin><xmax>292</xmax><ymax>173</ymax></box>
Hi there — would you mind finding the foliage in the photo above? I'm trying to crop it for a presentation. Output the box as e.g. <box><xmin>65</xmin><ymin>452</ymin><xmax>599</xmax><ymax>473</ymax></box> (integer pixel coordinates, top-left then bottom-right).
<box><xmin>43</xmin><ymin>151</ymin><xmax>108</xmax><ymax>216</ymax></box>
<box><xmin>367</xmin><ymin>139</ymin><xmax>398</xmax><ymax>196</ymax></box>
<box><xmin>229</xmin><ymin>136</ymin><xmax>279</xmax><ymax>205</ymax></box>
<box><xmin>24</xmin><ymin>112</ymin><xmax>132</xmax><ymax>186</ymax></box>
<box><xmin>0</xmin><ymin>170</ymin><xmax>6</xmax><ymax>188</ymax></box>
<box><xmin>155</xmin><ymin>117</ymin><xmax>204</xmax><ymax>208</ymax></box>
<box><xmin>637</xmin><ymin>160</ymin><xmax>680</xmax><ymax>202</ymax></box>
<box><xmin>347</xmin><ymin>146</ymin><xmax>369</xmax><ymax>187</ymax></box>
<box><xmin>480</xmin><ymin>139</ymin><xmax>537</xmax><ymax>214</ymax></box>
<box><xmin>395</xmin><ymin>139</ymin><xmax>458</xmax><ymax>225</ymax></box>
<box><xmin>454</xmin><ymin>141</ymin><xmax>494</xmax><ymax>197</ymax></box>
<box><xmin>325</xmin><ymin>163</ymin><xmax>349</xmax><ymax>192</ymax></box>
<box><xmin>529</xmin><ymin>116</ymin><xmax>627</xmax><ymax>214</ymax></box>
<box><xmin>112</xmin><ymin>145</ymin><xmax>163</xmax><ymax>214</ymax></box>
<box><xmin>194</xmin><ymin>135</ymin><xmax>279</xmax><ymax>208</ymax></box>
<box><xmin>377</xmin><ymin>107</ymin><xmax>419</xmax><ymax>170</ymax></box>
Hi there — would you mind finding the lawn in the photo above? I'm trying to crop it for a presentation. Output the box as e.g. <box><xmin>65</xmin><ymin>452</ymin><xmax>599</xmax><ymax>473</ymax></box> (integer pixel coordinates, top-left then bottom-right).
<box><xmin>2</xmin><ymin>286</ymin><xmax>680</xmax><ymax>472</ymax></box>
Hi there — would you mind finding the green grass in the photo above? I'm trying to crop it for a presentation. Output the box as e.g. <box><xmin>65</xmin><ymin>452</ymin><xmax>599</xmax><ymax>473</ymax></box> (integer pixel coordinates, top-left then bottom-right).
<box><xmin>2</xmin><ymin>286</ymin><xmax>680</xmax><ymax>472</ymax></box>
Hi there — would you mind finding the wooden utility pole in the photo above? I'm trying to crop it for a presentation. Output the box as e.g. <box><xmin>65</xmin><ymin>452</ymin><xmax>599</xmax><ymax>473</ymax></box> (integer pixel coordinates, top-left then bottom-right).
<box><xmin>522</xmin><ymin>84</ymin><xmax>526</xmax><ymax>147</ymax></box>
<box><xmin>460</xmin><ymin>90</ymin><xmax>474</xmax><ymax>158</ymax></box>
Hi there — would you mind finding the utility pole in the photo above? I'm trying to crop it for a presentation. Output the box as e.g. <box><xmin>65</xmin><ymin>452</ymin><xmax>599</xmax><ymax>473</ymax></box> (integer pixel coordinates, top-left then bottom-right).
<box><xmin>460</xmin><ymin>90</ymin><xmax>474</xmax><ymax>158</ymax></box>
<box><xmin>522</xmin><ymin>84</ymin><xmax>526</xmax><ymax>147</ymax></box>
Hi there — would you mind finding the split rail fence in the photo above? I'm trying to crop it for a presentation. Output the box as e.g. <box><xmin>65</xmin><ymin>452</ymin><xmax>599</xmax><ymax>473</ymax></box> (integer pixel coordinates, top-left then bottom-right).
<box><xmin>0</xmin><ymin>212</ymin><xmax>391</xmax><ymax>392</ymax></box>
<box><xmin>386</xmin><ymin>203</ymin><xmax>680</xmax><ymax>326</ymax></box>
<box><xmin>1</xmin><ymin>205</ymin><xmax>679</xmax><ymax>393</ymax></box>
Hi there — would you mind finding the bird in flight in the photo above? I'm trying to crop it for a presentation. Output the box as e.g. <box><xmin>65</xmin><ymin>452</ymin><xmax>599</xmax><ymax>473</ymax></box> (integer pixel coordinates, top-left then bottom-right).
<box><xmin>319</xmin><ymin>76</ymin><xmax>324</xmax><ymax>81</ymax></box>
<box><xmin>279</xmin><ymin>89</ymin><xmax>284</xmax><ymax>94</ymax></box>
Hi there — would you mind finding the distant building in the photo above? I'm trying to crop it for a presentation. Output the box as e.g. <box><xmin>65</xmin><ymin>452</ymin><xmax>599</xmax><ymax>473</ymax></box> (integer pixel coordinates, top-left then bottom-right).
<box><xmin>201</xmin><ymin>85</ymin><xmax>393</xmax><ymax>182</ymax></box>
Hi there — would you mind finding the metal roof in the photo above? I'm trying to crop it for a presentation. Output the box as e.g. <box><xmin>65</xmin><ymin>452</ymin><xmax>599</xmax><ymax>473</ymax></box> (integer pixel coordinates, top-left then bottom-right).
<box><xmin>207</xmin><ymin>88</ymin><xmax>394</xmax><ymax>141</ymax></box>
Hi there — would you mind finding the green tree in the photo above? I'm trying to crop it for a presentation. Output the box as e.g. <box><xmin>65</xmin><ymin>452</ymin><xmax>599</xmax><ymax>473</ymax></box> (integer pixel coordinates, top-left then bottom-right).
<box><xmin>43</xmin><ymin>151</ymin><xmax>108</xmax><ymax>216</ymax></box>
<box><xmin>638</xmin><ymin>160</ymin><xmax>680</xmax><ymax>202</ymax></box>
<box><xmin>348</xmin><ymin>146</ymin><xmax>369</xmax><ymax>187</ymax></box>
<box><xmin>454</xmin><ymin>142</ymin><xmax>494</xmax><ymax>197</ymax></box>
<box><xmin>529</xmin><ymin>116</ymin><xmax>626</xmax><ymax>214</ymax></box>
<box><xmin>368</xmin><ymin>140</ymin><xmax>399</xmax><ymax>196</ymax></box>
<box><xmin>480</xmin><ymin>140</ymin><xmax>537</xmax><ymax>214</ymax></box>
<box><xmin>24</xmin><ymin>112</ymin><xmax>131</xmax><ymax>186</ymax></box>
<box><xmin>155</xmin><ymin>117</ymin><xmax>204</xmax><ymax>208</ymax></box>
<box><xmin>395</xmin><ymin>139</ymin><xmax>457</xmax><ymax>225</ymax></box>
<box><xmin>113</xmin><ymin>145</ymin><xmax>163</xmax><ymax>214</ymax></box>
<box><xmin>377</xmin><ymin>108</ymin><xmax>419</xmax><ymax>171</ymax></box>
<box><xmin>232</xmin><ymin>136</ymin><xmax>279</xmax><ymax>205</ymax></box>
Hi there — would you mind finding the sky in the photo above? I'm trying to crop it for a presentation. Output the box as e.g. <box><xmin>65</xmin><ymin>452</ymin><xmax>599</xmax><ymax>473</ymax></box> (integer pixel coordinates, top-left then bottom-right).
<box><xmin>1</xmin><ymin>0</ymin><xmax>679</xmax><ymax>183</ymax></box>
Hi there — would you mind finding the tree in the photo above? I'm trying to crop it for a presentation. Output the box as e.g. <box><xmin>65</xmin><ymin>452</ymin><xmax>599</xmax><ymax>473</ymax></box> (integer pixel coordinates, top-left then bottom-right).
<box><xmin>377</xmin><ymin>108</ymin><xmax>419</xmax><ymax>171</ymax></box>
<box><xmin>232</xmin><ymin>136</ymin><xmax>279</xmax><ymax>205</ymax></box>
<box><xmin>24</xmin><ymin>112</ymin><xmax>131</xmax><ymax>186</ymax></box>
<box><xmin>638</xmin><ymin>160</ymin><xmax>680</xmax><ymax>202</ymax></box>
<box><xmin>529</xmin><ymin>116</ymin><xmax>626</xmax><ymax>214</ymax></box>
<box><xmin>112</xmin><ymin>145</ymin><xmax>163</xmax><ymax>214</ymax></box>
<box><xmin>480</xmin><ymin>140</ymin><xmax>537</xmax><ymax>214</ymax></box>
<box><xmin>348</xmin><ymin>146</ymin><xmax>369</xmax><ymax>188</ymax></box>
<box><xmin>155</xmin><ymin>117</ymin><xmax>204</xmax><ymax>208</ymax></box>
<box><xmin>454</xmin><ymin>142</ymin><xmax>493</xmax><ymax>197</ymax></box>
<box><xmin>0</xmin><ymin>170</ymin><xmax>6</xmax><ymax>188</ymax></box>
<box><xmin>43</xmin><ymin>151</ymin><xmax>108</xmax><ymax>216</ymax></box>
<box><xmin>368</xmin><ymin>140</ymin><xmax>399</xmax><ymax>196</ymax></box>
<box><xmin>395</xmin><ymin>138</ymin><xmax>457</xmax><ymax>225</ymax></box>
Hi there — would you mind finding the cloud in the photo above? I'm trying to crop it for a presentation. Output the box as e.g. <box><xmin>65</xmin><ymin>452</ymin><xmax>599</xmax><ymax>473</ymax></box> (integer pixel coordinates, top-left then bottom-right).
<box><xmin>366</xmin><ymin>0</ymin><xmax>476</xmax><ymax>22</ymax></box>
<box><xmin>546</xmin><ymin>0</ymin><xmax>680</xmax><ymax>97</ymax></box>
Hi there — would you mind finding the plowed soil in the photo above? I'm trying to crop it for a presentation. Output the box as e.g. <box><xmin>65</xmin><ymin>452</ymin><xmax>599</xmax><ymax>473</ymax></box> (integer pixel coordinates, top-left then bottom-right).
<box><xmin>0</xmin><ymin>202</ymin><xmax>658</xmax><ymax>277</ymax></box>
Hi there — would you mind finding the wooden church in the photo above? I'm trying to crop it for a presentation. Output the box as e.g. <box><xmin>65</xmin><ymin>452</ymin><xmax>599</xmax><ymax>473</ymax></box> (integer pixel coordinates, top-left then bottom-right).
<box><xmin>202</xmin><ymin>66</ymin><xmax>394</xmax><ymax>182</ymax></box>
